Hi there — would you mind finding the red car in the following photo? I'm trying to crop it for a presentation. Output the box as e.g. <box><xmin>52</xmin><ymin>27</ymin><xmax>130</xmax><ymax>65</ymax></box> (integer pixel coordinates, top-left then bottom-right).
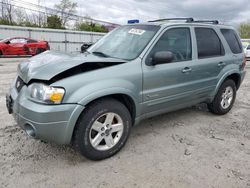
<box><xmin>0</xmin><ymin>37</ymin><xmax>50</xmax><ymax>56</ymax></box>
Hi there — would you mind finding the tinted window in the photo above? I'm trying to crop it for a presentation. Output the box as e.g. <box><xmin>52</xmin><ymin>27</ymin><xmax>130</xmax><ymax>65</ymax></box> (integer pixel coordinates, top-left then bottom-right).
<box><xmin>221</xmin><ymin>29</ymin><xmax>242</xmax><ymax>54</ymax></box>
<box><xmin>247</xmin><ymin>45</ymin><xmax>250</xmax><ymax>50</ymax></box>
<box><xmin>149</xmin><ymin>28</ymin><xmax>192</xmax><ymax>62</ymax></box>
<box><xmin>195</xmin><ymin>28</ymin><xmax>224</xmax><ymax>58</ymax></box>
<box><xmin>27</xmin><ymin>39</ymin><xmax>37</xmax><ymax>43</ymax></box>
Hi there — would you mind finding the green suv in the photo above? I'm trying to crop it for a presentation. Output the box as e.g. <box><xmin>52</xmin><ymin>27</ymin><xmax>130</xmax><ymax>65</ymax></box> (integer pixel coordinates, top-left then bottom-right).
<box><xmin>6</xmin><ymin>18</ymin><xmax>246</xmax><ymax>160</ymax></box>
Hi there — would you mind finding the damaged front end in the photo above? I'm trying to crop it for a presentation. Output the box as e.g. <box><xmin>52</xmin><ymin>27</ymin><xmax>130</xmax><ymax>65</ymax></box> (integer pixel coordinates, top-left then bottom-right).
<box><xmin>8</xmin><ymin>50</ymin><xmax>127</xmax><ymax>114</ymax></box>
<box><xmin>6</xmin><ymin>50</ymin><xmax>127</xmax><ymax>144</ymax></box>
<box><xmin>18</xmin><ymin>50</ymin><xmax>126</xmax><ymax>85</ymax></box>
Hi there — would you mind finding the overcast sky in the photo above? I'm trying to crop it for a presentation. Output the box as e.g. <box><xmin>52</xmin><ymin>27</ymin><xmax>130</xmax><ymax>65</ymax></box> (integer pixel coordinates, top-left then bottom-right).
<box><xmin>22</xmin><ymin>0</ymin><xmax>250</xmax><ymax>25</ymax></box>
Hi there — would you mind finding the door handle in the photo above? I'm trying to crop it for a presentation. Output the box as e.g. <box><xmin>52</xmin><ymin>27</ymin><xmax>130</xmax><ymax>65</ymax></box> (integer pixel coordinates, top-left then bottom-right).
<box><xmin>218</xmin><ymin>62</ymin><xmax>226</xmax><ymax>67</ymax></box>
<box><xmin>182</xmin><ymin>67</ymin><xmax>192</xmax><ymax>73</ymax></box>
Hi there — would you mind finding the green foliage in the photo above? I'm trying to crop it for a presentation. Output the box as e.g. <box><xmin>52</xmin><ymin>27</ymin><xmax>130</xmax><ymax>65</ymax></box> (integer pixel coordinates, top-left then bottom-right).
<box><xmin>75</xmin><ymin>22</ymin><xmax>108</xmax><ymax>33</ymax></box>
<box><xmin>239</xmin><ymin>23</ymin><xmax>250</xmax><ymax>38</ymax></box>
<box><xmin>47</xmin><ymin>15</ymin><xmax>65</xmax><ymax>29</ymax></box>
<box><xmin>20</xmin><ymin>21</ymin><xmax>40</xmax><ymax>28</ymax></box>
<box><xmin>0</xmin><ymin>18</ymin><xmax>14</xmax><ymax>25</ymax></box>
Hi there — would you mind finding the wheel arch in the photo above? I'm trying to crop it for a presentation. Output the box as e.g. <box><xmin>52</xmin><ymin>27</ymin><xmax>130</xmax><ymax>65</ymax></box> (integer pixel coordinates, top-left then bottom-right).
<box><xmin>212</xmin><ymin>71</ymin><xmax>241</xmax><ymax>101</ymax></box>
<box><xmin>69</xmin><ymin>93</ymin><xmax>137</xmax><ymax>144</ymax></box>
<box><xmin>80</xmin><ymin>93</ymin><xmax>137</xmax><ymax>125</ymax></box>
<box><xmin>227</xmin><ymin>73</ymin><xmax>241</xmax><ymax>90</ymax></box>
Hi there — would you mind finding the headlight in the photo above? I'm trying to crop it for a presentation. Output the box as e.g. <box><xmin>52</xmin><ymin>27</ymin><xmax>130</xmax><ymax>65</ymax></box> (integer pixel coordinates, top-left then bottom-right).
<box><xmin>28</xmin><ymin>83</ymin><xmax>65</xmax><ymax>104</ymax></box>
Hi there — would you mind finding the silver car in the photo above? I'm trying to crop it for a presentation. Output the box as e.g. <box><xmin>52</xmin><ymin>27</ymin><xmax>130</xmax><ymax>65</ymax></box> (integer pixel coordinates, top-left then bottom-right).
<box><xmin>6</xmin><ymin>18</ymin><xmax>246</xmax><ymax>160</ymax></box>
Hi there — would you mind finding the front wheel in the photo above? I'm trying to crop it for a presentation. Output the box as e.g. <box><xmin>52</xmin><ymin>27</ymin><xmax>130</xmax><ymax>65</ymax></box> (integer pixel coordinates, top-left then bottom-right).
<box><xmin>73</xmin><ymin>98</ymin><xmax>132</xmax><ymax>160</ymax></box>
<box><xmin>208</xmin><ymin>79</ymin><xmax>236</xmax><ymax>115</ymax></box>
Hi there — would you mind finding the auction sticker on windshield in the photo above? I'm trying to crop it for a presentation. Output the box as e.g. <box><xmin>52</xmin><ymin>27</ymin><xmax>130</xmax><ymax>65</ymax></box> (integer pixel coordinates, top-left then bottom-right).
<box><xmin>128</xmin><ymin>28</ymin><xmax>145</xmax><ymax>35</ymax></box>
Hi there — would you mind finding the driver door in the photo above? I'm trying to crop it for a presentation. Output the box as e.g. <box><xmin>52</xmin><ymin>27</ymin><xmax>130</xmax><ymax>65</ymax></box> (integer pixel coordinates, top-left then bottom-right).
<box><xmin>6</xmin><ymin>38</ymin><xmax>27</xmax><ymax>55</ymax></box>
<box><xmin>141</xmin><ymin>27</ymin><xmax>204</xmax><ymax>115</ymax></box>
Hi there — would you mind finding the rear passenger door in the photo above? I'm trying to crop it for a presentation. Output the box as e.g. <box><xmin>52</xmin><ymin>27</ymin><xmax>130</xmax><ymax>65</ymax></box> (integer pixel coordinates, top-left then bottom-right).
<box><xmin>192</xmin><ymin>27</ymin><xmax>226</xmax><ymax>97</ymax></box>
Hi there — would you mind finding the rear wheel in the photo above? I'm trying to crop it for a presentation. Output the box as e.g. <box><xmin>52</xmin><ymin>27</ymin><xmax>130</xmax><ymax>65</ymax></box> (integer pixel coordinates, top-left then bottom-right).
<box><xmin>0</xmin><ymin>50</ymin><xmax>2</xmax><ymax>56</ymax></box>
<box><xmin>208</xmin><ymin>79</ymin><xmax>236</xmax><ymax>115</ymax></box>
<box><xmin>35</xmin><ymin>48</ymin><xmax>45</xmax><ymax>55</ymax></box>
<box><xmin>73</xmin><ymin>98</ymin><xmax>132</xmax><ymax>160</ymax></box>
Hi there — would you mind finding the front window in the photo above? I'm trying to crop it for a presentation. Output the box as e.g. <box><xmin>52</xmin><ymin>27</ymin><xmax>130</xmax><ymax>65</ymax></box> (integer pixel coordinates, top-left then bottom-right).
<box><xmin>147</xmin><ymin>27</ymin><xmax>192</xmax><ymax>62</ymax></box>
<box><xmin>88</xmin><ymin>25</ymin><xmax>160</xmax><ymax>60</ymax></box>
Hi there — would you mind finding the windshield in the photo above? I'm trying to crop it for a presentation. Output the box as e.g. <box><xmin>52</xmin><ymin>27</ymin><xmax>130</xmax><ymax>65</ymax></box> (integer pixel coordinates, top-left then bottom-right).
<box><xmin>0</xmin><ymin>38</ymin><xmax>9</xmax><ymax>43</ymax></box>
<box><xmin>88</xmin><ymin>25</ymin><xmax>160</xmax><ymax>60</ymax></box>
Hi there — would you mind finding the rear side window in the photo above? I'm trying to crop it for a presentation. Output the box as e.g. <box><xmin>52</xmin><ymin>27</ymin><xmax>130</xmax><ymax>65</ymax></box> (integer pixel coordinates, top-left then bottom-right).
<box><xmin>195</xmin><ymin>28</ymin><xmax>225</xmax><ymax>58</ymax></box>
<box><xmin>221</xmin><ymin>29</ymin><xmax>242</xmax><ymax>54</ymax></box>
<box><xmin>247</xmin><ymin>45</ymin><xmax>250</xmax><ymax>50</ymax></box>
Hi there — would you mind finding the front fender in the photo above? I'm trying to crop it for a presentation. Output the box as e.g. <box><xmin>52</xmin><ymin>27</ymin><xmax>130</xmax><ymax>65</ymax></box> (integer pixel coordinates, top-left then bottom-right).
<box><xmin>62</xmin><ymin>79</ymin><xmax>141</xmax><ymax>116</ymax></box>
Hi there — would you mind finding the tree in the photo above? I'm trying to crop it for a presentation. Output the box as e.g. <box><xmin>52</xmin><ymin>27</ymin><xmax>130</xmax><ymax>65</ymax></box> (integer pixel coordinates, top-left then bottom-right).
<box><xmin>1</xmin><ymin>0</ymin><xmax>14</xmax><ymax>24</ymax></box>
<box><xmin>75</xmin><ymin>22</ymin><xmax>108</xmax><ymax>33</ymax></box>
<box><xmin>14</xmin><ymin>8</ymin><xmax>26</xmax><ymax>25</ymax></box>
<box><xmin>239</xmin><ymin>23</ymin><xmax>250</xmax><ymax>38</ymax></box>
<box><xmin>47</xmin><ymin>15</ymin><xmax>64</xmax><ymax>29</ymax></box>
<box><xmin>54</xmin><ymin>0</ymin><xmax>77</xmax><ymax>27</ymax></box>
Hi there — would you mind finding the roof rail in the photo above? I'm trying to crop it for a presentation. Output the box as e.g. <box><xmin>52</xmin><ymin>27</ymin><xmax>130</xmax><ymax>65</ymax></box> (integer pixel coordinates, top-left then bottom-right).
<box><xmin>148</xmin><ymin>18</ymin><xmax>194</xmax><ymax>23</ymax></box>
<box><xmin>188</xmin><ymin>20</ymin><xmax>219</xmax><ymax>24</ymax></box>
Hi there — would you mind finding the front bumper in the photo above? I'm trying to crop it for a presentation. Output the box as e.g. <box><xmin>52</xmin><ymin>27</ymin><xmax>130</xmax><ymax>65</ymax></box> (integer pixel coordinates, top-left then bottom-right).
<box><xmin>6</xmin><ymin>82</ymin><xmax>85</xmax><ymax>144</ymax></box>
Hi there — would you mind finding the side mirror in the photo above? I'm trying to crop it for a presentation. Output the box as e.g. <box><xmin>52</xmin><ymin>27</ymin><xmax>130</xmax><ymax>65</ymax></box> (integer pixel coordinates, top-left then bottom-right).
<box><xmin>149</xmin><ymin>51</ymin><xmax>174</xmax><ymax>66</ymax></box>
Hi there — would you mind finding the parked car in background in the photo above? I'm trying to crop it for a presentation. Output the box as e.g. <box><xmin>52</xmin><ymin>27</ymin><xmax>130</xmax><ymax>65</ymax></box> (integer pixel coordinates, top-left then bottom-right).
<box><xmin>0</xmin><ymin>37</ymin><xmax>50</xmax><ymax>56</ymax></box>
<box><xmin>244</xmin><ymin>44</ymin><xmax>250</xmax><ymax>59</ymax></box>
<box><xmin>81</xmin><ymin>42</ymin><xmax>93</xmax><ymax>53</ymax></box>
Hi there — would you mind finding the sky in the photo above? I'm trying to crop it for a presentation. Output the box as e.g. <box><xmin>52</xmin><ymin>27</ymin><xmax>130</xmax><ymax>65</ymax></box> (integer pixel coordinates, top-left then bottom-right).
<box><xmin>18</xmin><ymin>0</ymin><xmax>250</xmax><ymax>25</ymax></box>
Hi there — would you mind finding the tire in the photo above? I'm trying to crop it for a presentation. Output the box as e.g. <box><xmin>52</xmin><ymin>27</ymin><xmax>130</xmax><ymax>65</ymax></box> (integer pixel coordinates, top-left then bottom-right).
<box><xmin>35</xmin><ymin>48</ymin><xmax>45</xmax><ymax>55</ymax></box>
<box><xmin>0</xmin><ymin>50</ymin><xmax>2</xmax><ymax>56</ymax></box>
<box><xmin>73</xmin><ymin>98</ymin><xmax>132</xmax><ymax>160</ymax></box>
<box><xmin>208</xmin><ymin>79</ymin><xmax>236</xmax><ymax>115</ymax></box>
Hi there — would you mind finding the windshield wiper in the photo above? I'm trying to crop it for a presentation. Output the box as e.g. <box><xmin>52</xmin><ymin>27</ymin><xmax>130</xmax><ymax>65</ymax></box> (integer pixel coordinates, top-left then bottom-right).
<box><xmin>92</xmin><ymin>51</ymin><xmax>110</xmax><ymax>58</ymax></box>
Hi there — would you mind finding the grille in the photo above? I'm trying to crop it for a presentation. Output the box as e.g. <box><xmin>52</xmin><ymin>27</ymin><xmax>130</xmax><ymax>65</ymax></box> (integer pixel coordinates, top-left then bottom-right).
<box><xmin>16</xmin><ymin>76</ymin><xmax>25</xmax><ymax>92</ymax></box>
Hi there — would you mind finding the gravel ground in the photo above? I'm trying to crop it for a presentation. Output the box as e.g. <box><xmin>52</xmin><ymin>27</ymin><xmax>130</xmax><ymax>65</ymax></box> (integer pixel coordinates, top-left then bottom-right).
<box><xmin>0</xmin><ymin>58</ymin><xmax>250</xmax><ymax>188</ymax></box>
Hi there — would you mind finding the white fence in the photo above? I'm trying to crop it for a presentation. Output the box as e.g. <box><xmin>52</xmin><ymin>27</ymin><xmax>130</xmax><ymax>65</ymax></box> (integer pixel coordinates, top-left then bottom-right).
<box><xmin>0</xmin><ymin>25</ymin><xmax>106</xmax><ymax>53</ymax></box>
<box><xmin>242</xmin><ymin>39</ymin><xmax>250</xmax><ymax>45</ymax></box>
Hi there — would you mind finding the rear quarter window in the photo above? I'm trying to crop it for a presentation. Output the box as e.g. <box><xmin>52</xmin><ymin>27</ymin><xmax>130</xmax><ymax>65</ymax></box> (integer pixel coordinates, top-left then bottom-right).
<box><xmin>220</xmin><ymin>29</ymin><xmax>242</xmax><ymax>54</ymax></box>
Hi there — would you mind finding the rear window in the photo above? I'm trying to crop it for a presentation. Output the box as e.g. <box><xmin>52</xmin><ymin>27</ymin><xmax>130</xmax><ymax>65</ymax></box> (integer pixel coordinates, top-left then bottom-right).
<box><xmin>195</xmin><ymin>28</ymin><xmax>225</xmax><ymax>58</ymax></box>
<box><xmin>221</xmin><ymin>29</ymin><xmax>242</xmax><ymax>54</ymax></box>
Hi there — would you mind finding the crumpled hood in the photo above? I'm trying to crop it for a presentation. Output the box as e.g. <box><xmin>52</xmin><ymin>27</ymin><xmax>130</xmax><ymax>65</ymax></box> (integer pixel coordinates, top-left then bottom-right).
<box><xmin>18</xmin><ymin>50</ymin><xmax>125</xmax><ymax>83</ymax></box>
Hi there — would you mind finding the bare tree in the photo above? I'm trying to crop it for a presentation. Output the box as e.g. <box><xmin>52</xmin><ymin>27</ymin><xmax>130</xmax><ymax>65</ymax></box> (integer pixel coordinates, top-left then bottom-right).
<box><xmin>14</xmin><ymin>8</ymin><xmax>26</xmax><ymax>24</ymax></box>
<box><xmin>54</xmin><ymin>0</ymin><xmax>77</xmax><ymax>27</ymax></box>
<box><xmin>2</xmin><ymin>0</ymin><xmax>14</xmax><ymax>23</ymax></box>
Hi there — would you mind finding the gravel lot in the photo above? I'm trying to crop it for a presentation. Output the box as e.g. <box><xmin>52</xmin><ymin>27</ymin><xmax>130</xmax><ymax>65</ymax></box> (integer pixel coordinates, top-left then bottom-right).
<box><xmin>0</xmin><ymin>58</ymin><xmax>250</xmax><ymax>188</ymax></box>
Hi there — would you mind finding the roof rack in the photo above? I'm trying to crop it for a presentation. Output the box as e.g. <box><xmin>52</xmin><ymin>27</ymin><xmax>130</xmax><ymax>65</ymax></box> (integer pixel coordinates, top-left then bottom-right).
<box><xmin>187</xmin><ymin>20</ymin><xmax>219</xmax><ymax>24</ymax></box>
<box><xmin>148</xmin><ymin>18</ymin><xmax>194</xmax><ymax>23</ymax></box>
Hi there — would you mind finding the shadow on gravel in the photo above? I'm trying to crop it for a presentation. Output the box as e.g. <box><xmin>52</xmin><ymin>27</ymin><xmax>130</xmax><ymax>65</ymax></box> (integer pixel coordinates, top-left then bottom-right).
<box><xmin>0</xmin><ymin>103</ymin><xmax>212</xmax><ymax>164</ymax></box>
